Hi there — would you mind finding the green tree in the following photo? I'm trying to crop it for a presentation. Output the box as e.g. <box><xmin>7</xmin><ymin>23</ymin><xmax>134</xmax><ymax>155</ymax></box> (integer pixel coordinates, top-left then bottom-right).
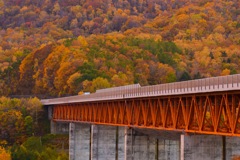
<box><xmin>24</xmin><ymin>116</ymin><xmax>33</xmax><ymax>136</ymax></box>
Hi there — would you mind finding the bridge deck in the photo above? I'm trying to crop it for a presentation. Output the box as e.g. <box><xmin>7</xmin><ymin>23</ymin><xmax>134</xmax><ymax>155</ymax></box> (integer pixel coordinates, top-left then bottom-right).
<box><xmin>42</xmin><ymin>74</ymin><xmax>240</xmax><ymax>105</ymax></box>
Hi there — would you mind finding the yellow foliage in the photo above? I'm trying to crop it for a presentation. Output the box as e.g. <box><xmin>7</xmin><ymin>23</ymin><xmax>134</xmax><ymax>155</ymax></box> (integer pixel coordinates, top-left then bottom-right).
<box><xmin>0</xmin><ymin>0</ymin><xmax>4</xmax><ymax>8</ymax></box>
<box><xmin>78</xmin><ymin>91</ymin><xmax>84</xmax><ymax>95</ymax></box>
<box><xmin>70</xmin><ymin>5</ymin><xmax>82</xmax><ymax>14</ymax></box>
<box><xmin>0</xmin><ymin>140</ymin><xmax>7</xmax><ymax>147</ymax></box>
<box><xmin>67</xmin><ymin>72</ymin><xmax>82</xmax><ymax>93</ymax></box>
<box><xmin>204</xmin><ymin>2</ymin><xmax>214</xmax><ymax>8</ymax></box>
<box><xmin>177</xmin><ymin>14</ymin><xmax>189</xmax><ymax>23</ymax></box>
<box><xmin>198</xmin><ymin>19</ymin><xmax>207</xmax><ymax>27</ymax></box>
<box><xmin>194</xmin><ymin>47</ymin><xmax>210</xmax><ymax>67</ymax></box>
<box><xmin>117</xmin><ymin>9</ymin><xmax>123</xmax><ymax>15</ymax></box>
<box><xmin>111</xmin><ymin>72</ymin><xmax>128</xmax><ymax>87</ymax></box>
<box><xmin>91</xmin><ymin>77</ymin><xmax>111</xmax><ymax>92</ymax></box>
<box><xmin>0</xmin><ymin>147</ymin><xmax>11</xmax><ymax>160</ymax></box>
<box><xmin>76</xmin><ymin>36</ymin><xmax>88</xmax><ymax>48</ymax></box>
<box><xmin>221</xmin><ymin>69</ymin><xmax>230</xmax><ymax>76</ymax></box>
<box><xmin>53</xmin><ymin>2</ymin><xmax>60</xmax><ymax>13</ymax></box>
<box><xmin>214</xmin><ymin>25</ymin><xmax>225</xmax><ymax>34</ymax></box>
<box><xmin>82</xmin><ymin>80</ymin><xmax>92</xmax><ymax>92</ymax></box>
<box><xmin>157</xmin><ymin>63</ymin><xmax>176</xmax><ymax>83</ymax></box>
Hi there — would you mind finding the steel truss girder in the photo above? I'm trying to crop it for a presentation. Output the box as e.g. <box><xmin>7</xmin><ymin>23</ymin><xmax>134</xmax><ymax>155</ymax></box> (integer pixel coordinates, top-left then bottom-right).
<box><xmin>52</xmin><ymin>91</ymin><xmax>240</xmax><ymax>136</ymax></box>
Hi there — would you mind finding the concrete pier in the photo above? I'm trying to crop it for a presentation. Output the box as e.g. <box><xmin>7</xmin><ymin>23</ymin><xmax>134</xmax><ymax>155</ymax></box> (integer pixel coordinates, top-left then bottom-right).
<box><xmin>69</xmin><ymin>123</ymin><xmax>181</xmax><ymax>160</ymax></box>
<box><xmin>125</xmin><ymin>128</ymin><xmax>180</xmax><ymax>160</ymax></box>
<box><xmin>91</xmin><ymin>125</ymin><xmax>118</xmax><ymax>160</ymax></box>
<box><xmin>67</xmin><ymin>123</ymin><xmax>240</xmax><ymax>160</ymax></box>
<box><xmin>50</xmin><ymin>120</ymin><xmax>69</xmax><ymax>134</ymax></box>
<box><xmin>181</xmin><ymin>134</ymin><xmax>240</xmax><ymax>160</ymax></box>
<box><xmin>69</xmin><ymin>123</ymin><xmax>91</xmax><ymax>160</ymax></box>
<box><xmin>182</xmin><ymin>134</ymin><xmax>222</xmax><ymax>160</ymax></box>
<box><xmin>226</xmin><ymin>137</ymin><xmax>240</xmax><ymax>159</ymax></box>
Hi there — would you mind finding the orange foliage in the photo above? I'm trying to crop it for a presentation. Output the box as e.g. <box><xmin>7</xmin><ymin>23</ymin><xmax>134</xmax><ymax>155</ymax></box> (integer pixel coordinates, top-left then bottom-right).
<box><xmin>0</xmin><ymin>147</ymin><xmax>11</xmax><ymax>160</ymax></box>
<box><xmin>1</xmin><ymin>0</ymin><xmax>240</xmax><ymax>97</ymax></box>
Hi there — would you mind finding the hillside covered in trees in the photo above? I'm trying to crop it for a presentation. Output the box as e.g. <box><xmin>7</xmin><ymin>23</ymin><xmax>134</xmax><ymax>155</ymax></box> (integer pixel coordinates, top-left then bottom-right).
<box><xmin>0</xmin><ymin>0</ymin><xmax>240</xmax><ymax>97</ymax></box>
<box><xmin>0</xmin><ymin>97</ymin><xmax>68</xmax><ymax>159</ymax></box>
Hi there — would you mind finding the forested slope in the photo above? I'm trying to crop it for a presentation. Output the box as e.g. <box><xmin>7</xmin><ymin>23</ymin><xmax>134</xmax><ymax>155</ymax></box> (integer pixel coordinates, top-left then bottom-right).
<box><xmin>0</xmin><ymin>0</ymin><xmax>240</xmax><ymax>158</ymax></box>
<box><xmin>0</xmin><ymin>97</ymin><xmax>68</xmax><ymax>159</ymax></box>
<box><xmin>0</xmin><ymin>0</ymin><xmax>240</xmax><ymax>97</ymax></box>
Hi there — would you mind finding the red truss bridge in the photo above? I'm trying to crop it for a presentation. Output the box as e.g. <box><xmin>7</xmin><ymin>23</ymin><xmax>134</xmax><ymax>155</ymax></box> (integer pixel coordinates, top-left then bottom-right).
<box><xmin>42</xmin><ymin>74</ymin><xmax>240</xmax><ymax>136</ymax></box>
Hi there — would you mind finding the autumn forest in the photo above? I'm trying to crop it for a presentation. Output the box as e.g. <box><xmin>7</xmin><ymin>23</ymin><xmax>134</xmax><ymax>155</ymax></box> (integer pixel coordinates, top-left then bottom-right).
<box><xmin>0</xmin><ymin>0</ymin><xmax>239</xmax><ymax>97</ymax></box>
<box><xmin>0</xmin><ymin>0</ymin><xmax>240</xmax><ymax>158</ymax></box>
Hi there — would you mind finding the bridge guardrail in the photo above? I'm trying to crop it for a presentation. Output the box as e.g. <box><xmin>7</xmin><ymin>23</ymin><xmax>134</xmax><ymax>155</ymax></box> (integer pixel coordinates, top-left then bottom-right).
<box><xmin>41</xmin><ymin>74</ymin><xmax>240</xmax><ymax>105</ymax></box>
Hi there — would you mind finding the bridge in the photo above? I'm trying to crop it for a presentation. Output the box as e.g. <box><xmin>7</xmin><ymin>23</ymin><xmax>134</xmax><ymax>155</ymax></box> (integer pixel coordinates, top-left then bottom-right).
<box><xmin>42</xmin><ymin>74</ymin><xmax>240</xmax><ymax>160</ymax></box>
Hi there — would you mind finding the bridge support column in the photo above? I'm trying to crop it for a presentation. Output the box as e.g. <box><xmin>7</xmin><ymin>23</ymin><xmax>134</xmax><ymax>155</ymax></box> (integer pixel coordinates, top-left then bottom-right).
<box><xmin>51</xmin><ymin>121</ymin><xmax>69</xmax><ymax>134</ymax></box>
<box><xmin>125</xmin><ymin>128</ymin><xmax>180</xmax><ymax>160</ymax></box>
<box><xmin>181</xmin><ymin>134</ymin><xmax>222</xmax><ymax>160</ymax></box>
<box><xmin>181</xmin><ymin>134</ymin><xmax>240</xmax><ymax>160</ymax></box>
<box><xmin>91</xmin><ymin>125</ymin><xmax>123</xmax><ymax>160</ymax></box>
<box><xmin>50</xmin><ymin>120</ymin><xmax>57</xmax><ymax>134</ymax></box>
<box><xmin>125</xmin><ymin>128</ymin><xmax>156</xmax><ymax>160</ymax></box>
<box><xmin>158</xmin><ymin>138</ymin><xmax>179</xmax><ymax>159</ymax></box>
<box><xmin>69</xmin><ymin>123</ymin><xmax>91</xmax><ymax>160</ymax></box>
<box><xmin>226</xmin><ymin>137</ymin><xmax>240</xmax><ymax>159</ymax></box>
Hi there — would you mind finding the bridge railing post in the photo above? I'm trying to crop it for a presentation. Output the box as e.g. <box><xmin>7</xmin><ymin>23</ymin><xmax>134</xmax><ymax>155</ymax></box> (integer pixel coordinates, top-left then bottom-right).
<box><xmin>206</xmin><ymin>78</ymin><xmax>209</xmax><ymax>90</ymax></box>
<box><xmin>178</xmin><ymin>82</ymin><xmax>181</xmax><ymax>93</ymax></box>
<box><xmin>210</xmin><ymin>77</ymin><xmax>214</xmax><ymax>90</ymax></box>
<box><xmin>166</xmin><ymin>84</ymin><xmax>169</xmax><ymax>94</ymax></box>
<box><xmin>197</xmin><ymin>80</ymin><xmax>199</xmax><ymax>92</ymax></box>
<box><xmin>233</xmin><ymin>74</ymin><xmax>238</xmax><ymax>88</ymax></box>
<box><xmin>159</xmin><ymin>84</ymin><xmax>162</xmax><ymax>95</ymax></box>
<box><xmin>219</xmin><ymin>76</ymin><xmax>222</xmax><ymax>89</ymax></box>
<box><xmin>232</xmin><ymin>75</ymin><xmax>235</xmax><ymax>88</ymax></box>
<box><xmin>237</xmin><ymin>75</ymin><xmax>240</xmax><ymax>87</ymax></box>
<box><xmin>164</xmin><ymin>84</ymin><xmax>167</xmax><ymax>95</ymax></box>
<box><xmin>177</xmin><ymin>82</ymin><xmax>180</xmax><ymax>93</ymax></box>
<box><xmin>182</xmin><ymin>82</ymin><xmax>187</xmax><ymax>93</ymax></box>
<box><xmin>229</xmin><ymin>75</ymin><xmax>233</xmax><ymax>88</ymax></box>
<box><xmin>170</xmin><ymin>83</ymin><xmax>174</xmax><ymax>94</ymax></box>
